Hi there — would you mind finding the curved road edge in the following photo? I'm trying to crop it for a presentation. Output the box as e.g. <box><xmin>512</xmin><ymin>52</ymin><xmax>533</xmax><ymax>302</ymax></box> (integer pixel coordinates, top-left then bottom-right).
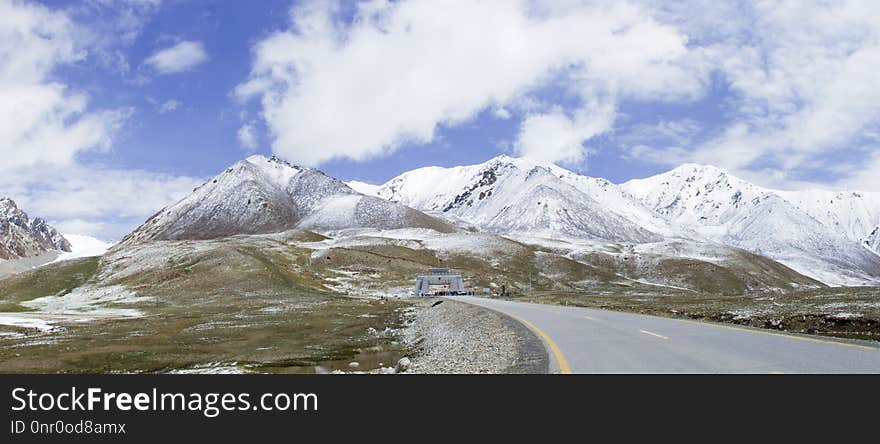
<box><xmin>452</xmin><ymin>296</ymin><xmax>880</xmax><ymax>374</ymax></box>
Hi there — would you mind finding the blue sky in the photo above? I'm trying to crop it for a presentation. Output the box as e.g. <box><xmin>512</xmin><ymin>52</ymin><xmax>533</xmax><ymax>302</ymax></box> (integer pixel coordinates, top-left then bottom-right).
<box><xmin>50</xmin><ymin>0</ymin><xmax>715</xmax><ymax>184</ymax></box>
<box><xmin>2</xmin><ymin>0</ymin><xmax>880</xmax><ymax>239</ymax></box>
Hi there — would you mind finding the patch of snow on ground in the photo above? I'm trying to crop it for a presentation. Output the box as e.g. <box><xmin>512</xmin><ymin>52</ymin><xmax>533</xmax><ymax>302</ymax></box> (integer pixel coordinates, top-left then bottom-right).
<box><xmin>365</xmin><ymin>228</ymin><xmax>525</xmax><ymax>256</ymax></box>
<box><xmin>830</xmin><ymin>312</ymin><xmax>863</xmax><ymax>319</ymax></box>
<box><xmin>300</xmin><ymin>228</ymin><xmax>525</xmax><ymax>257</ymax></box>
<box><xmin>169</xmin><ymin>363</ymin><xmax>249</xmax><ymax>374</ymax></box>
<box><xmin>634</xmin><ymin>240</ymin><xmax>735</xmax><ymax>265</ymax></box>
<box><xmin>21</xmin><ymin>285</ymin><xmax>152</xmax><ymax>317</ymax></box>
<box><xmin>0</xmin><ymin>314</ymin><xmax>61</xmax><ymax>333</ymax></box>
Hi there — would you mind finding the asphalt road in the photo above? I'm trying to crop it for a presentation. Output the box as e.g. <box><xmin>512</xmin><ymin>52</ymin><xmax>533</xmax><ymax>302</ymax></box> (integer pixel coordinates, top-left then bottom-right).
<box><xmin>454</xmin><ymin>296</ymin><xmax>880</xmax><ymax>374</ymax></box>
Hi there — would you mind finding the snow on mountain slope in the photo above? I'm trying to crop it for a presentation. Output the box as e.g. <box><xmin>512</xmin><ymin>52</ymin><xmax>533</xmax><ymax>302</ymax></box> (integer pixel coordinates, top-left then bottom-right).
<box><xmin>551</xmin><ymin>169</ymin><xmax>691</xmax><ymax>238</ymax></box>
<box><xmin>0</xmin><ymin>198</ymin><xmax>70</xmax><ymax>260</ymax></box>
<box><xmin>345</xmin><ymin>180</ymin><xmax>382</xmax><ymax>197</ymax></box>
<box><xmin>622</xmin><ymin>164</ymin><xmax>880</xmax><ymax>285</ymax></box>
<box><xmin>376</xmin><ymin>155</ymin><xmax>665</xmax><ymax>243</ymax></box>
<box><xmin>776</xmin><ymin>189</ymin><xmax>880</xmax><ymax>247</ymax></box>
<box><xmin>122</xmin><ymin>155</ymin><xmax>455</xmax><ymax>244</ymax></box>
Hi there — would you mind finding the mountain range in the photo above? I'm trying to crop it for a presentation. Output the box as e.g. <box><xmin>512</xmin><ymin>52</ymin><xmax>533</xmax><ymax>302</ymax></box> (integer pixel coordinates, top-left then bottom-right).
<box><xmin>348</xmin><ymin>156</ymin><xmax>880</xmax><ymax>286</ymax></box>
<box><xmin>88</xmin><ymin>152</ymin><xmax>879</xmax><ymax>287</ymax></box>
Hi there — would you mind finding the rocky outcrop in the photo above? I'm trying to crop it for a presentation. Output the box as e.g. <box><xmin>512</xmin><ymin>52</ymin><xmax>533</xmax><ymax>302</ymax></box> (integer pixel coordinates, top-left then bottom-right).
<box><xmin>0</xmin><ymin>198</ymin><xmax>71</xmax><ymax>260</ymax></box>
<box><xmin>865</xmin><ymin>224</ymin><xmax>880</xmax><ymax>256</ymax></box>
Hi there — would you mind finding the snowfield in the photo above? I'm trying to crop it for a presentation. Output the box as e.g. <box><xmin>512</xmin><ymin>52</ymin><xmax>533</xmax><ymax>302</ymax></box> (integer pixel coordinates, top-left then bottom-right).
<box><xmin>0</xmin><ymin>314</ymin><xmax>62</xmax><ymax>333</ymax></box>
<box><xmin>51</xmin><ymin>234</ymin><xmax>113</xmax><ymax>263</ymax></box>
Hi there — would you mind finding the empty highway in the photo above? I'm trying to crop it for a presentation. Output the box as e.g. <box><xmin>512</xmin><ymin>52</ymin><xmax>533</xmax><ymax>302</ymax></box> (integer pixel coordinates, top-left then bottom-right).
<box><xmin>454</xmin><ymin>296</ymin><xmax>880</xmax><ymax>373</ymax></box>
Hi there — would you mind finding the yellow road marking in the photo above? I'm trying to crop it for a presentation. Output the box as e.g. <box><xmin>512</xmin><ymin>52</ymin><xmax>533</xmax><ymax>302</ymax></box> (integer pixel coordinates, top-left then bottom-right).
<box><xmin>639</xmin><ymin>329</ymin><xmax>669</xmax><ymax>340</ymax></box>
<box><xmin>493</xmin><ymin>308</ymin><xmax>573</xmax><ymax>374</ymax></box>
<box><xmin>664</xmin><ymin>316</ymin><xmax>876</xmax><ymax>351</ymax></box>
<box><xmin>771</xmin><ymin>371</ymin><xmax>784</xmax><ymax>374</ymax></box>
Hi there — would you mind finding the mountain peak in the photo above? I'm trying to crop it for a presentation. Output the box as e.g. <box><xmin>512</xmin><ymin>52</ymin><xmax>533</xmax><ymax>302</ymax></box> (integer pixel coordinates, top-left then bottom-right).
<box><xmin>245</xmin><ymin>154</ymin><xmax>301</xmax><ymax>169</ymax></box>
<box><xmin>668</xmin><ymin>163</ymin><xmax>731</xmax><ymax>177</ymax></box>
<box><xmin>121</xmin><ymin>155</ymin><xmax>456</xmax><ymax>243</ymax></box>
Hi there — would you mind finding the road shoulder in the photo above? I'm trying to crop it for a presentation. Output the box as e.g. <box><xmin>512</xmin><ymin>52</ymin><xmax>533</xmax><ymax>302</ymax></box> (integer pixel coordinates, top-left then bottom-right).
<box><xmin>402</xmin><ymin>298</ymin><xmax>548</xmax><ymax>374</ymax></box>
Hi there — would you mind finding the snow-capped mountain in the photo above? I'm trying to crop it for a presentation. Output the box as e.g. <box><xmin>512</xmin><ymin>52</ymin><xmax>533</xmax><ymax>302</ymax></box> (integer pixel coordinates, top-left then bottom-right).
<box><xmin>622</xmin><ymin>164</ymin><xmax>880</xmax><ymax>285</ymax></box>
<box><xmin>375</xmin><ymin>155</ymin><xmax>666</xmax><ymax>243</ymax></box>
<box><xmin>367</xmin><ymin>157</ymin><xmax>880</xmax><ymax>286</ymax></box>
<box><xmin>0</xmin><ymin>198</ymin><xmax>71</xmax><ymax>260</ymax></box>
<box><xmin>776</xmin><ymin>189</ymin><xmax>880</xmax><ymax>252</ymax></box>
<box><xmin>122</xmin><ymin>155</ymin><xmax>455</xmax><ymax>244</ymax></box>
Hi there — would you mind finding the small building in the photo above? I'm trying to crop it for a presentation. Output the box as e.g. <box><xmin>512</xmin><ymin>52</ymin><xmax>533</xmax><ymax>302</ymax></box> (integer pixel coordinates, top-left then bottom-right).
<box><xmin>413</xmin><ymin>267</ymin><xmax>466</xmax><ymax>296</ymax></box>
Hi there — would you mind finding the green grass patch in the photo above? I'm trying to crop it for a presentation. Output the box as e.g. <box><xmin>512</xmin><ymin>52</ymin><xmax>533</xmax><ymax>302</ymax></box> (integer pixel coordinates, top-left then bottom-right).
<box><xmin>0</xmin><ymin>257</ymin><xmax>100</xmax><ymax>311</ymax></box>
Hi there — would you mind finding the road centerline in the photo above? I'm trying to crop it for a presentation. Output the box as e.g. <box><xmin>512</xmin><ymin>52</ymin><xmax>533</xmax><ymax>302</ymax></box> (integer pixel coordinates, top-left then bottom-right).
<box><xmin>639</xmin><ymin>329</ymin><xmax>669</xmax><ymax>340</ymax></box>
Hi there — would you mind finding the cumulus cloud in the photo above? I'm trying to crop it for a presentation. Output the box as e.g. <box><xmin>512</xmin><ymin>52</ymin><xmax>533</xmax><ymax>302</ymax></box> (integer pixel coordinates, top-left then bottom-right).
<box><xmin>144</xmin><ymin>40</ymin><xmax>208</xmax><ymax>75</ymax></box>
<box><xmin>232</xmin><ymin>0</ymin><xmax>880</xmax><ymax>190</ymax></box>
<box><xmin>646</xmin><ymin>0</ymin><xmax>880</xmax><ymax>189</ymax></box>
<box><xmin>236</xmin><ymin>0</ymin><xmax>709</xmax><ymax>166</ymax></box>
<box><xmin>0</xmin><ymin>0</ymin><xmax>203</xmax><ymax>239</ymax></box>
<box><xmin>515</xmin><ymin>104</ymin><xmax>616</xmax><ymax>165</ymax></box>
<box><xmin>0</xmin><ymin>0</ymin><xmax>131</xmax><ymax>172</ymax></box>
<box><xmin>237</xmin><ymin>122</ymin><xmax>258</xmax><ymax>151</ymax></box>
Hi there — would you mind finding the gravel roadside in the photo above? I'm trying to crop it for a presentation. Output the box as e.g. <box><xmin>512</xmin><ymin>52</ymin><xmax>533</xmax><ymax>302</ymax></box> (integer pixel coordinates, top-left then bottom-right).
<box><xmin>402</xmin><ymin>297</ymin><xmax>548</xmax><ymax>374</ymax></box>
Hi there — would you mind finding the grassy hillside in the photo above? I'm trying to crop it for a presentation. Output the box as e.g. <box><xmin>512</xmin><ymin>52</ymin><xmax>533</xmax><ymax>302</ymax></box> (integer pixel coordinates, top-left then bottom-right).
<box><xmin>0</xmin><ymin>233</ymin><xmax>407</xmax><ymax>373</ymax></box>
<box><xmin>0</xmin><ymin>257</ymin><xmax>100</xmax><ymax>312</ymax></box>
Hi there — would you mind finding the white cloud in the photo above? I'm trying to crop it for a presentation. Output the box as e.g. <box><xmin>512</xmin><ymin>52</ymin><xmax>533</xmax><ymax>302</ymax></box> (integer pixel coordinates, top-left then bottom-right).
<box><xmin>0</xmin><ymin>0</ymin><xmax>131</xmax><ymax>172</ymax></box>
<box><xmin>50</xmin><ymin>219</ymin><xmax>107</xmax><ymax>238</ymax></box>
<box><xmin>494</xmin><ymin>108</ymin><xmax>511</xmax><ymax>120</ymax></box>
<box><xmin>158</xmin><ymin>99</ymin><xmax>180</xmax><ymax>113</ymax></box>
<box><xmin>144</xmin><ymin>40</ymin><xmax>208</xmax><ymax>75</ymax></box>
<box><xmin>836</xmin><ymin>151</ymin><xmax>880</xmax><ymax>192</ymax></box>
<box><xmin>0</xmin><ymin>165</ymin><xmax>204</xmax><ymax>240</ymax></box>
<box><xmin>236</xmin><ymin>0</ymin><xmax>709</xmax><ymax>166</ymax></box>
<box><xmin>514</xmin><ymin>103</ymin><xmax>615</xmax><ymax>165</ymax></box>
<box><xmin>618</xmin><ymin>118</ymin><xmax>701</xmax><ymax>164</ymax></box>
<box><xmin>635</xmin><ymin>0</ymin><xmax>880</xmax><ymax>189</ymax></box>
<box><xmin>0</xmin><ymin>1</ymin><xmax>203</xmax><ymax>240</ymax></box>
<box><xmin>68</xmin><ymin>0</ymin><xmax>163</xmax><ymax>77</ymax></box>
<box><xmin>237</xmin><ymin>122</ymin><xmax>258</xmax><ymax>151</ymax></box>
